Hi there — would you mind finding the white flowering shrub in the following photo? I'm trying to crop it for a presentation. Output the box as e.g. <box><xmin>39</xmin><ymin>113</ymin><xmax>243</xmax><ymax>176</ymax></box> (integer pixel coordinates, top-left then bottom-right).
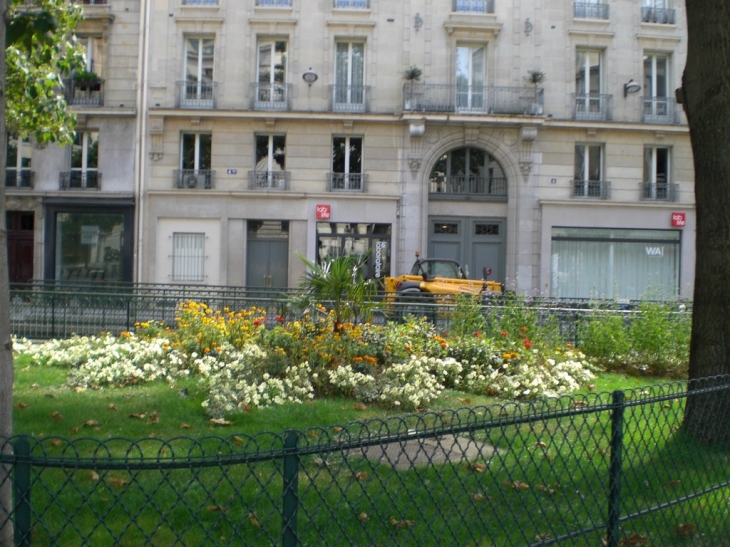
<box><xmin>328</xmin><ymin>365</ymin><xmax>378</xmax><ymax>400</ymax></box>
<box><xmin>378</xmin><ymin>358</ymin><xmax>445</xmax><ymax>411</ymax></box>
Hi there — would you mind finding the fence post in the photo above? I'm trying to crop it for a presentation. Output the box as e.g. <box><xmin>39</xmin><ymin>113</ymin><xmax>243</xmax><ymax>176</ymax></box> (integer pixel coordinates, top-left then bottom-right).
<box><xmin>50</xmin><ymin>295</ymin><xmax>56</xmax><ymax>339</ymax></box>
<box><xmin>607</xmin><ymin>390</ymin><xmax>625</xmax><ymax>547</ymax></box>
<box><xmin>282</xmin><ymin>430</ymin><xmax>299</xmax><ymax>547</ymax></box>
<box><xmin>13</xmin><ymin>437</ymin><xmax>31</xmax><ymax>547</ymax></box>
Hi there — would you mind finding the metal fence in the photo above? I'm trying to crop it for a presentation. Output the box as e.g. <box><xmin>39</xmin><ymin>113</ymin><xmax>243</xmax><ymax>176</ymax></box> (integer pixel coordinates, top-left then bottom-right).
<box><xmin>9</xmin><ymin>282</ymin><xmax>685</xmax><ymax>342</ymax></box>
<box><xmin>1</xmin><ymin>378</ymin><xmax>729</xmax><ymax>546</ymax></box>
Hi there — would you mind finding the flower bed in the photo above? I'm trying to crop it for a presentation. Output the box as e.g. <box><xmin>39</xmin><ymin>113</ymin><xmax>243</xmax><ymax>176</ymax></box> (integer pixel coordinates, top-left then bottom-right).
<box><xmin>13</xmin><ymin>300</ymin><xmax>598</xmax><ymax>417</ymax></box>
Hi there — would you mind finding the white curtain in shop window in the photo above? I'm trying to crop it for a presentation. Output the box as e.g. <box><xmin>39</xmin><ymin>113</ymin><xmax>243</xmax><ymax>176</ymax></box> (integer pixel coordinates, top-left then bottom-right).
<box><xmin>551</xmin><ymin>239</ymin><xmax>679</xmax><ymax>300</ymax></box>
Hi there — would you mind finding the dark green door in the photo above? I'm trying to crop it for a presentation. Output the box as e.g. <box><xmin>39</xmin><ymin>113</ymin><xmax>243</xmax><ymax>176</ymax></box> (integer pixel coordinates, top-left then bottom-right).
<box><xmin>246</xmin><ymin>220</ymin><xmax>289</xmax><ymax>289</ymax></box>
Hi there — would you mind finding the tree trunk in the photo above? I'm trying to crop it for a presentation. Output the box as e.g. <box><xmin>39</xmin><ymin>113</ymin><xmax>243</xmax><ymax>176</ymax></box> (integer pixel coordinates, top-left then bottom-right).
<box><xmin>682</xmin><ymin>0</ymin><xmax>730</xmax><ymax>443</ymax></box>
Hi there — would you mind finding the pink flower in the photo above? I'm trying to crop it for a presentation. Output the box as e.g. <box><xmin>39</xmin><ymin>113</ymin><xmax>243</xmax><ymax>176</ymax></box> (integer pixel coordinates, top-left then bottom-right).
<box><xmin>523</xmin><ymin>340</ymin><xmax>532</xmax><ymax>349</ymax></box>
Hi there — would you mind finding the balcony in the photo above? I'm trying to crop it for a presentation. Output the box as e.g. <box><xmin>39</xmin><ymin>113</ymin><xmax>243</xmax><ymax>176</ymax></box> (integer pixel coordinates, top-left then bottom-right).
<box><xmin>174</xmin><ymin>170</ymin><xmax>215</xmax><ymax>189</ymax></box>
<box><xmin>573</xmin><ymin>2</ymin><xmax>609</xmax><ymax>19</ymax></box>
<box><xmin>60</xmin><ymin>171</ymin><xmax>101</xmax><ymax>190</ymax></box>
<box><xmin>572</xmin><ymin>179</ymin><xmax>611</xmax><ymax>200</ymax></box>
<box><xmin>176</xmin><ymin>81</ymin><xmax>217</xmax><ymax>109</ymax></box>
<box><xmin>641</xmin><ymin>7</ymin><xmax>676</xmax><ymax>24</ymax></box>
<box><xmin>63</xmin><ymin>78</ymin><xmax>104</xmax><ymax>107</ymax></box>
<box><xmin>642</xmin><ymin>96</ymin><xmax>680</xmax><ymax>124</ymax></box>
<box><xmin>182</xmin><ymin>0</ymin><xmax>218</xmax><ymax>5</ymax></box>
<box><xmin>5</xmin><ymin>169</ymin><xmax>34</xmax><ymax>188</ymax></box>
<box><xmin>255</xmin><ymin>0</ymin><xmax>291</xmax><ymax>6</ymax></box>
<box><xmin>334</xmin><ymin>0</ymin><xmax>369</xmax><ymax>8</ymax></box>
<box><xmin>328</xmin><ymin>172</ymin><xmax>367</xmax><ymax>192</ymax></box>
<box><xmin>572</xmin><ymin>93</ymin><xmax>612</xmax><ymax>121</ymax></box>
<box><xmin>80</xmin><ymin>0</ymin><xmax>107</xmax><ymax>4</ymax></box>
<box><xmin>329</xmin><ymin>85</ymin><xmax>370</xmax><ymax>113</ymax></box>
<box><xmin>249</xmin><ymin>171</ymin><xmax>290</xmax><ymax>190</ymax></box>
<box><xmin>641</xmin><ymin>182</ymin><xmax>678</xmax><ymax>202</ymax></box>
<box><xmin>452</xmin><ymin>0</ymin><xmax>494</xmax><ymax>13</ymax></box>
<box><xmin>403</xmin><ymin>83</ymin><xmax>544</xmax><ymax>115</ymax></box>
<box><xmin>251</xmin><ymin>83</ymin><xmax>291</xmax><ymax>111</ymax></box>
<box><xmin>429</xmin><ymin>176</ymin><xmax>507</xmax><ymax>199</ymax></box>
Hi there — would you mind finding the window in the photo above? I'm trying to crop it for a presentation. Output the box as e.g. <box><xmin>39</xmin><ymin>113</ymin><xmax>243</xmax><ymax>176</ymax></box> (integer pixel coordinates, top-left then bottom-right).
<box><xmin>79</xmin><ymin>36</ymin><xmax>104</xmax><ymax>75</ymax></box>
<box><xmin>316</xmin><ymin>222</ymin><xmax>391</xmax><ymax>280</ymax></box>
<box><xmin>643</xmin><ymin>146</ymin><xmax>671</xmax><ymax>200</ymax></box>
<box><xmin>574</xmin><ymin>0</ymin><xmax>609</xmax><ymax>19</ymax></box>
<box><xmin>69</xmin><ymin>131</ymin><xmax>99</xmax><ymax>189</ymax></box>
<box><xmin>453</xmin><ymin>0</ymin><xmax>494</xmax><ymax>14</ymax></box>
<box><xmin>551</xmin><ymin>227</ymin><xmax>680</xmax><ymax>300</ymax></box>
<box><xmin>179</xmin><ymin>133</ymin><xmax>212</xmax><ymax>188</ymax></box>
<box><xmin>429</xmin><ymin>147</ymin><xmax>507</xmax><ymax>197</ymax></box>
<box><xmin>6</xmin><ymin>135</ymin><xmax>32</xmax><ymax>187</ymax></box>
<box><xmin>575</xmin><ymin>49</ymin><xmax>606</xmax><ymax>120</ymax></box>
<box><xmin>456</xmin><ymin>45</ymin><xmax>486</xmax><ymax>112</ymax></box>
<box><xmin>334</xmin><ymin>0</ymin><xmax>369</xmax><ymax>8</ymax></box>
<box><xmin>183</xmin><ymin>37</ymin><xmax>215</xmax><ymax>107</ymax></box>
<box><xmin>256</xmin><ymin>39</ymin><xmax>288</xmax><ymax>109</ymax></box>
<box><xmin>642</xmin><ymin>0</ymin><xmax>675</xmax><ymax>24</ymax></box>
<box><xmin>333</xmin><ymin>41</ymin><xmax>365</xmax><ymax>111</ymax></box>
<box><xmin>643</xmin><ymin>54</ymin><xmax>673</xmax><ymax>122</ymax></box>
<box><xmin>253</xmin><ymin>135</ymin><xmax>287</xmax><ymax>189</ymax></box>
<box><xmin>573</xmin><ymin>144</ymin><xmax>607</xmax><ymax>198</ymax></box>
<box><xmin>172</xmin><ymin>232</ymin><xmax>205</xmax><ymax>282</ymax></box>
<box><xmin>331</xmin><ymin>136</ymin><xmax>363</xmax><ymax>190</ymax></box>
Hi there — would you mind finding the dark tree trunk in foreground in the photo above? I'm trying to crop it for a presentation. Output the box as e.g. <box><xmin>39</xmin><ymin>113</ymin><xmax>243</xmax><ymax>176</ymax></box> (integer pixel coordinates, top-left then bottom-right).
<box><xmin>682</xmin><ymin>0</ymin><xmax>730</xmax><ymax>443</ymax></box>
<box><xmin>0</xmin><ymin>0</ymin><xmax>12</xmax><ymax>542</ymax></box>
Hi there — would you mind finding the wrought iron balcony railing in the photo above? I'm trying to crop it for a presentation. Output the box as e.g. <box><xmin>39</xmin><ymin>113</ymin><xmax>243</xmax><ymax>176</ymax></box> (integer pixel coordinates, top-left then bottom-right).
<box><xmin>255</xmin><ymin>0</ymin><xmax>292</xmax><ymax>6</ymax></box>
<box><xmin>5</xmin><ymin>169</ymin><xmax>34</xmax><ymax>188</ymax></box>
<box><xmin>328</xmin><ymin>172</ymin><xmax>367</xmax><ymax>192</ymax></box>
<box><xmin>334</xmin><ymin>0</ymin><xmax>369</xmax><ymax>8</ymax></box>
<box><xmin>63</xmin><ymin>78</ymin><xmax>104</xmax><ymax>107</ymax></box>
<box><xmin>251</xmin><ymin>83</ymin><xmax>291</xmax><ymax>111</ymax></box>
<box><xmin>573</xmin><ymin>93</ymin><xmax>613</xmax><ymax>121</ymax></box>
<box><xmin>429</xmin><ymin>176</ymin><xmax>507</xmax><ymax>199</ymax></box>
<box><xmin>452</xmin><ymin>0</ymin><xmax>494</xmax><ymax>13</ymax></box>
<box><xmin>642</xmin><ymin>96</ymin><xmax>680</xmax><ymax>124</ymax></box>
<box><xmin>403</xmin><ymin>83</ymin><xmax>544</xmax><ymax>115</ymax></box>
<box><xmin>641</xmin><ymin>182</ymin><xmax>678</xmax><ymax>202</ymax></box>
<box><xmin>573</xmin><ymin>1</ymin><xmax>609</xmax><ymax>19</ymax></box>
<box><xmin>174</xmin><ymin>169</ymin><xmax>215</xmax><ymax>189</ymax></box>
<box><xmin>572</xmin><ymin>179</ymin><xmax>611</xmax><ymax>200</ymax></box>
<box><xmin>175</xmin><ymin>81</ymin><xmax>218</xmax><ymax>109</ymax></box>
<box><xmin>641</xmin><ymin>7</ymin><xmax>676</xmax><ymax>24</ymax></box>
<box><xmin>60</xmin><ymin>171</ymin><xmax>101</xmax><ymax>190</ymax></box>
<box><xmin>329</xmin><ymin>85</ymin><xmax>370</xmax><ymax>113</ymax></box>
<box><xmin>182</xmin><ymin>0</ymin><xmax>218</xmax><ymax>5</ymax></box>
<box><xmin>81</xmin><ymin>0</ymin><xmax>107</xmax><ymax>4</ymax></box>
<box><xmin>249</xmin><ymin>171</ymin><xmax>290</xmax><ymax>190</ymax></box>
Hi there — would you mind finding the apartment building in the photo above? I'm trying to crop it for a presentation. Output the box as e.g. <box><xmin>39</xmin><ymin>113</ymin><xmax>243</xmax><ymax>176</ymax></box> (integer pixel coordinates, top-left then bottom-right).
<box><xmin>5</xmin><ymin>0</ymin><xmax>693</xmax><ymax>301</ymax></box>
<box><xmin>5</xmin><ymin>0</ymin><xmax>141</xmax><ymax>285</ymax></box>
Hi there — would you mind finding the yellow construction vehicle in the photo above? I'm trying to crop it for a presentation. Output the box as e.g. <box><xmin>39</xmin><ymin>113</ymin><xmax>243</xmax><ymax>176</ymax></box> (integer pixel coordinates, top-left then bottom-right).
<box><xmin>383</xmin><ymin>252</ymin><xmax>503</xmax><ymax>303</ymax></box>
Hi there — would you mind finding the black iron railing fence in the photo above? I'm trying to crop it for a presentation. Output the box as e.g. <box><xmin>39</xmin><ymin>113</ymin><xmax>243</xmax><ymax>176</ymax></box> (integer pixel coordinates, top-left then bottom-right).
<box><xmin>1</xmin><ymin>378</ymin><xmax>729</xmax><ymax>546</ymax></box>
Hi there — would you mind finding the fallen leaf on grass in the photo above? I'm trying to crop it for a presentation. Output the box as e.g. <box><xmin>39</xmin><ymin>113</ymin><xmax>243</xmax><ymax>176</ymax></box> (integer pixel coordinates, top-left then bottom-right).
<box><xmin>147</xmin><ymin>412</ymin><xmax>159</xmax><ymax>424</ymax></box>
<box><xmin>331</xmin><ymin>426</ymin><xmax>343</xmax><ymax>433</ymax></box>
<box><xmin>619</xmin><ymin>533</ymin><xmax>649</xmax><ymax>546</ymax></box>
<box><xmin>107</xmin><ymin>477</ymin><xmax>129</xmax><ymax>488</ymax></box>
<box><xmin>51</xmin><ymin>439</ymin><xmax>62</xmax><ymax>447</ymax></box>
<box><xmin>129</xmin><ymin>413</ymin><xmax>146</xmax><ymax>420</ymax></box>
<box><xmin>30</xmin><ymin>383</ymin><xmax>39</xmax><ymax>389</ymax></box>
<box><xmin>50</xmin><ymin>411</ymin><xmax>64</xmax><ymax>421</ymax></box>
<box><xmin>83</xmin><ymin>420</ymin><xmax>99</xmax><ymax>427</ymax></box>
<box><xmin>180</xmin><ymin>423</ymin><xmax>192</xmax><ymax>430</ymax></box>
<box><xmin>15</xmin><ymin>403</ymin><xmax>28</xmax><ymax>410</ymax></box>
<box><xmin>209</xmin><ymin>418</ymin><xmax>232</xmax><ymax>426</ymax></box>
<box><xmin>89</xmin><ymin>471</ymin><xmax>100</xmax><ymax>481</ymax></box>
<box><xmin>471</xmin><ymin>493</ymin><xmax>486</xmax><ymax>502</ymax></box>
<box><xmin>535</xmin><ymin>484</ymin><xmax>556</xmax><ymax>495</ymax></box>
<box><xmin>457</xmin><ymin>398</ymin><xmax>471</xmax><ymax>405</ymax></box>
<box><xmin>389</xmin><ymin>516</ymin><xmax>415</xmax><ymax>529</ymax></box>
<box><xmin>534</xmin><ymin>441</ymin><xmax>548</xmax><ymax>449</ymax></box>
<box><xmin>349</xmin><ymin>471</ymin><xmax>368</xmax><ymax>481</ymax></box>
<box><xmin>502</xmin><ymin>480</ymin><xmax>530</xmax><ymax>491</ymax></box>
<box><xmin>108</xmin><ymin>404</ymin><xmax>117</xmax><ymax>411</ymax></box>
<box><xmin>665</xmin><ymin>479</ymin><xmax>681</xmax><ymax>488</ymax></box>
<box><xmin>231</xmin><ymin>436</ymin><xmax>245</xmax><ymax>446</ymax></box>
<box><xmin>358</xmin><ymin>512</ymin><xmax>369</xmax><ymax>522</ymax></box>
<box><xmin>675</xmin><ymin>523</ymin><xmax>696</xmax><ymax>539</ymax></box>
<box><xmin>247</xmin><ymin>513</ymin><xmax>260</xmax><ymax>527</ymax></box>
<box><xmin>467</xmin><ymin>463</ymin><xmax>486</xmax><ymax>473</ymax></box>
<box><xmin>307</xmin><ymin>430</ymin><xmax>319</xmax><ymax>439</ymax></box>
<box><xmin>206</xmin><ymin>505</ymin><xmax>227</xmax><ymax>514</ymax></box>
<box><xmin>69</xmin><ymin>427</ymin><xmax>79</xmax><ymax>434</ymax></box>
<box><xmin>353</xmin><ymin>403</ymin><xmax>367</xmax><ymax>411</ymax></box>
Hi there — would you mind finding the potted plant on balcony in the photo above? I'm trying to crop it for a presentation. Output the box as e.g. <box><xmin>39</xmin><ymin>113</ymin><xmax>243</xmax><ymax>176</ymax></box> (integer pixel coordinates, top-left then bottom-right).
<box><xmin>73</xmin><ymin>69</ymin><xmax>100</xmax><ymax>91</ymax></box>
<box><xmin>403</xmin><ymin>65</ymin><xmax>422</xmax><ymax>111</ymax></box>
<box><xmin>524</xmin><ymin>69</ymin><xmax>545</xmax><ymax>115</ymax></box>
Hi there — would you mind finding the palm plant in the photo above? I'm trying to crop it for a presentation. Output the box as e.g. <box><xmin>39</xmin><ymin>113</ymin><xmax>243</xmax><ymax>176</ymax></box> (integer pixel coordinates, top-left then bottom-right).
<box><xmin>292</xmin><ymin>253</ymin><xmax>379</xmax><ymax>332</ymax></box>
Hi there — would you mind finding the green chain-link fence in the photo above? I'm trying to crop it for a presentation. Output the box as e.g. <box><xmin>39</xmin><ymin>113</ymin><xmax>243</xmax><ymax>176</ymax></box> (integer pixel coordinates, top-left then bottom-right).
<box><xmin>1</xmin><ymin>377</ymin><xmax>728</xmax><ymax>546</ymax></box>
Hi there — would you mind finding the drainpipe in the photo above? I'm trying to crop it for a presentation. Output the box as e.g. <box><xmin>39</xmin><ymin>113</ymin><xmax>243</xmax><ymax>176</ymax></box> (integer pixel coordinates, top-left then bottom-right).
<box><xmin>133</xmin><ymin>0</ymin><xmax>151</xmax><ymax>282</ymax></box>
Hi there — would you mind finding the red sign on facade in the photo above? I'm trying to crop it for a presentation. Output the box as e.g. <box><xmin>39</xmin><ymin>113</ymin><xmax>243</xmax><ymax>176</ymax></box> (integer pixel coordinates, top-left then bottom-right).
<box><xmin>671</xmin><ymin>212</ymin><xmax>686</xmax><ymax>227</ymax></box>
<box><xmin>316</xmin><ymin>204</ymin><xmax>331</xmax><ymax>219</ymax></box>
